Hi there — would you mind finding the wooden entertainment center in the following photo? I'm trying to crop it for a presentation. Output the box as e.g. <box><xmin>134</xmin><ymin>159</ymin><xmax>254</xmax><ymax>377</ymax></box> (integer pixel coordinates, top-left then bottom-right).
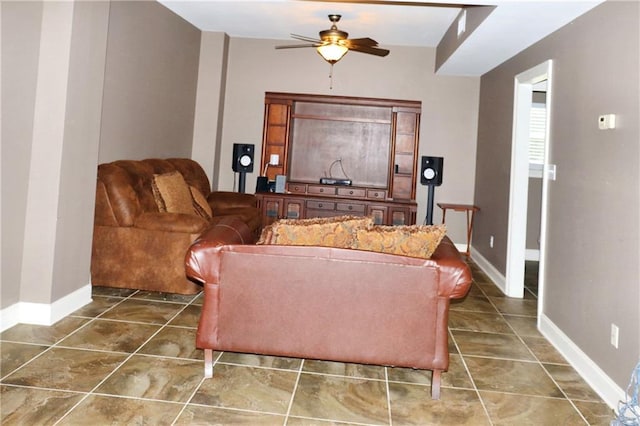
<box><xmin>256</xmin><ymin>92</ymin><xmax>421</xmax><ymax>226</ymax></box>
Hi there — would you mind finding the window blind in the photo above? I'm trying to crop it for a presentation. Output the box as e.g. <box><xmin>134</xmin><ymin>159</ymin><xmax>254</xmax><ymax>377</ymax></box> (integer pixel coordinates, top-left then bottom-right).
<box><xmin>529</xmin><ymin>103</ymin><xmax>546</xmax><ymax>164</ymax></box>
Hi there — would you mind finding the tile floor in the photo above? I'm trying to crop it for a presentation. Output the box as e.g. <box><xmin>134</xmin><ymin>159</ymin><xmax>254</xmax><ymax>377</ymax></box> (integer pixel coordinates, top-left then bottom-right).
<box><xmin>1</xmin><ymin>261</ymin><xmax>615</xmax><ymax>425</ymax></box>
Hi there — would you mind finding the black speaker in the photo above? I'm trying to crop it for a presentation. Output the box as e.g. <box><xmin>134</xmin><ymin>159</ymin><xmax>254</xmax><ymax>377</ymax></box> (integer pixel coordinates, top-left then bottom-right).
<box><xmin>255</xmin><ymin>176</ymin><xmax>269</xmax><ymax>192</ymax></box>
<box><xmin>420</xmin><ymin>156</ymin><xmax>443</xmax><ymax>186</ymax></box>
<box><xmin>232</xmin><ymin>143</ymin><xmax>254</xmax><ymax>173</ymax></box>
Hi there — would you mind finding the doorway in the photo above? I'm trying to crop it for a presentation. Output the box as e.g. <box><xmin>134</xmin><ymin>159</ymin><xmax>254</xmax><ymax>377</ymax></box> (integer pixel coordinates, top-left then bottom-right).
<box><xmin>505</xmin><ymin>60</ymin><xmax>553</xmax><ymax>322</ymax></box>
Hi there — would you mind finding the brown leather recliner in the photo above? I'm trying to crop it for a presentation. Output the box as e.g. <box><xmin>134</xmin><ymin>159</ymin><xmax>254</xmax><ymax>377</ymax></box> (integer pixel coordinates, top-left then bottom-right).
<box><xmin>91</xmin><ymin>158</ymin><xmax>261</xmax><ymax>294</ymax></box>
<box><xmin>185</xmin><ymin>235</ymin><xmax>472</xmax><ymax>399</ymax></box>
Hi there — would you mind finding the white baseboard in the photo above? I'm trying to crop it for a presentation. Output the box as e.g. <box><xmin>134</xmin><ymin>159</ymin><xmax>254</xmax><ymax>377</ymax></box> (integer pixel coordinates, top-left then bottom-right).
<box><xmin>539</xmin><ymin>313</ymin><xmax>625</xmax><ymax>410</ymax></box>
<box><xmin>0</xmin><ymin>284</ymin><xmax>92</xmax><ymax>332</ymax></box>
<box><xmin>0</xmin><ymin>303</ymin><xmax>21</xmax><ymax>333</ymax></box>
<box><xmin>453</xmin><ymin>242</ymin><xmax>468</xmax><ymax>254</ymax></box>
<box><xmin>469</xmin><ymin>245</ymin><xmax>507</xmax><ymax>294</ymax></box>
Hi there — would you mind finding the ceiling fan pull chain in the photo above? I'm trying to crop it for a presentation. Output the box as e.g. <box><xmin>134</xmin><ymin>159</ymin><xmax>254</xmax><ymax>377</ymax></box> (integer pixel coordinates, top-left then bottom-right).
<box><xmin>329</xmin><ymin>63</ymin><xmax>334</xmax><ymax>90</ymax></box>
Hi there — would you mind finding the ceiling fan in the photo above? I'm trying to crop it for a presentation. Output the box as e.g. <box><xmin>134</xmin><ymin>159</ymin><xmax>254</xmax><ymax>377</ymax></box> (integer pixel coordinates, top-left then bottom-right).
<box><xmin>276</xmin><ymin>14</ymin><xmax>390</xmax><ymax>65</ymax></box>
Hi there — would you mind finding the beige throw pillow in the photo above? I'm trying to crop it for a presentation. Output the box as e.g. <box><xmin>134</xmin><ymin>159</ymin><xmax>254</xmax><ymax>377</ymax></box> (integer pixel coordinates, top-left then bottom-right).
<box><xmin>352</xmin><ymin>224</ymin><xmax>447</xmax><ymax>259</ymax></box>
<box><xmin>151</xmin><ymin>171</ymin><xmax>196</xmax><ymax>215</ymax></box>
<box><xmin>190</xmin><ymin>186</ymin><xmax>213</xmax><ymax>220</ymax></box>
<box><xmin>257</xmin><ymin>215</ymin><xmax>373</xmax><ymax>248</ymax></box>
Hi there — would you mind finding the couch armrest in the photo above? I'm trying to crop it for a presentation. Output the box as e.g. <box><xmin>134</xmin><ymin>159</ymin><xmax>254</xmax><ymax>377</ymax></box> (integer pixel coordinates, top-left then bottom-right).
<box><xmin>208</xmin><ymin>191</ymin><xmax>257</xmax><ymax>210</ymax></box>
<box><xmin>134</xmin><ymin>212</ymin><xmax>209</xmax><ymax>233</ymax></box>
<box><xmin>185</xmin><ymin>217</ymin><xmax>254</xmax><ymax>285</ymax></box>
<box><xmin>431</xmin><ymin>237</ymin><xmax>473</xmax><ymax>299</ymax></box>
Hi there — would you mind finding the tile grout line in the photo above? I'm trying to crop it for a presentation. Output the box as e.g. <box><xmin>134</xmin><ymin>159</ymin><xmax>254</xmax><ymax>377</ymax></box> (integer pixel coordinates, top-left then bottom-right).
<box><xmin>52</xmin><ymin>289</ymin><xmax>148</xmax><ymax>425</ymax></box>
<box><xmin>510</xmin><ymin>274</ymin><xmax>592</xmax><ymax>423</ymax></box>
<box><xmin>54</xmin><ymin>290</ymin><xmax>198</xmax><ymax>425</ymax></box>
<box><xmin>282</xmin><ymin>358</ymin><xmax>305</xmax><ymax>425</ymax></box>
<box><xmin>448</xmin><ymin>326</ymin><xmax>494</xmax><ymax>426</ymax></box>
<box><xmin>384</xmin><ymin>366</ymin><xmax>392</xmax><ymax>426</ymax></box>
<box><xmin>172</xmin><ymin>349</ymin><xmax>224</xmax><ymax>425</ymax></box>
<box><xmin>461</xmin><ymin>276</ymin><xmax>509</xmax><ymax>425</ymax></box>
<box><xmin>539</xmin><ymin>363</ymin><xmax>592</xmax><ymax>425</ymax></box>
<box><xmin>468</xmin><ymin>266</ymin><xmax>592</xmax><ymax>424</ymax></box>
<box><xmin>0</xmin><ymin>294</ymin><xmax>135</xmax><ymax>382</ymax></box>
<box><xmin>484</xmin><ymin>269</ymin><xmax>581</xmax><ymax>416</ymax></box>
<box><xmin>171</xmin><ymin>377</ymin><xmax>207</xmax><ymax>425</ymax></box>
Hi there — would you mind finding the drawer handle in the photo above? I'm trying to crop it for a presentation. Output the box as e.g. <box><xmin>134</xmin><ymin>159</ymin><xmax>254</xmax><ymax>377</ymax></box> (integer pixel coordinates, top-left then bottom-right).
<box><xmin>348</xmin><ymin>206</ymin><xmax>353</xmax><ymax>210</ymax></box>
<box><xmin>319</xmin><ymin>203</ymin><xmax>323</xmax><ymax>208</ymax></box>
<box><xmin>319</xmin><ymin>188</ymin><xmax>324</xmax><ymax>192</ymax></box>
<box><xmin>349</xmin><ymin>190</ymin><xmax>354</xmax><ymax>195</ymax></box>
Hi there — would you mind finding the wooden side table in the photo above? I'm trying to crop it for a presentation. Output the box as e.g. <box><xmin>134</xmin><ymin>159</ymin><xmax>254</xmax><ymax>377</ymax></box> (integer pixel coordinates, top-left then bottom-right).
<box><xmin>437</xmin><ymin>203</ymin><xmax>480</xmax><ymax>256</ymax></box>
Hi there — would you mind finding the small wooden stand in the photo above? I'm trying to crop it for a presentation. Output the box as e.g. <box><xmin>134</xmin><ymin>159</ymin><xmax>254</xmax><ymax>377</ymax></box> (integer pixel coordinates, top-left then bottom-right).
<box><xmin>437</xmin><ymin>203</ymin><xmax>480</xmax><ymax>256</ymax></box>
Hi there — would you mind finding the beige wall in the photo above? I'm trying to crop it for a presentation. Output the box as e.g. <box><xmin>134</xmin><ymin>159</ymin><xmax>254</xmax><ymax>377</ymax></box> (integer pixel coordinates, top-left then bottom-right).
<box><xmin>1</xmin><ymin>1</ymin><xmax>43</xmax><ymax>309</ymax></box>
<box><xmin>192</xmin><ymin>32</ymin><xmax>229</xmax><ymax>188</ymax></box>
<box><xmin>1</xmin><ymin>1</ymin><xmax>109</xmax><ymax>316</ymax></box>
<box><xmin>98</xmin><ymin>0</ymin><xmax>201</xmax><ymax>163</ymax></box>
<box><xmin>52</xmin><ymin>1</ymin><xmax>110</xmax><ymax>300</ymax></box>
<box><xmin>220</xmin><ymin>38</ymin><xmax>480</xmax><ymax>243</ymax></box>
<box><xmin>473</xmin><ymin>0</ymin><xmax>639</xmax><ymax>389</ymax></box>
<box><xmin>1</xmin><ymin>0</ymin><xmax>200</xmax><ymax>322</ymax></box>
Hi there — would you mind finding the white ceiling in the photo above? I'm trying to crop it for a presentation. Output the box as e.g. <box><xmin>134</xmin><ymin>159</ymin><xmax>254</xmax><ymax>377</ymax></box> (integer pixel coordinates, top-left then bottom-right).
<box><xmin>158</xmin><ymin>0</ymin><xmax>604</xmax><ymax>76</ymax></box>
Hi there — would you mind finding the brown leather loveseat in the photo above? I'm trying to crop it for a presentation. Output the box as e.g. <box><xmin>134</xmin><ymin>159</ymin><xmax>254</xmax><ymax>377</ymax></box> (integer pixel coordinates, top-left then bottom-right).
<box><xmin>185</xmin><ymin>219</ymin><xmax>472</xmax><ymax>399</ymax></box>
<box><xmin>91</xmin><ymin>158</ymin><xmax>261</xmax><ymax>294</ymax></box>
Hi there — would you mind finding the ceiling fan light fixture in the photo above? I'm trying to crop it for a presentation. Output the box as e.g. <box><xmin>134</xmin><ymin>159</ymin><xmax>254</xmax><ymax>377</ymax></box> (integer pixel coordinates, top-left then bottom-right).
<box><xmin>317</xmin><ymin>43</ymin><xmax>348</xmax><ymax>64</ymax></box>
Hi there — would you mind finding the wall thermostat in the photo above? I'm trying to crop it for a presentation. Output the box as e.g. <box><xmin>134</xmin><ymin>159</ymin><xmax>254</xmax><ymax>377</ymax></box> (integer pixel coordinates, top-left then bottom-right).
<box><xmin>598</xmin><ymin>114</ymin><xmax>616</xmax><ymax>130</ymax></box>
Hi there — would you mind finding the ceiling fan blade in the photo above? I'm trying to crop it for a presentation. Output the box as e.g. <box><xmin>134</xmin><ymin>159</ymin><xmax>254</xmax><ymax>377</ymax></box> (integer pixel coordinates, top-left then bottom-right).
<box><xmin>275</xmin><ymin>43</ymin><xmax>319</xmax><ymax>49</ymax></box>
<box><xmin>348</xmin><ymin>45</ymin><xmax>390</xmax><ymax>57</ymax></box>
<box><xmin>291</xmin><ymin>34</ymin><xmax>321</xmax><ymax>43</ymax></box>
<box><xmin>345</xmin><ymin>37</ymin><xmax>378</xmax><ymax>47</ymax></box>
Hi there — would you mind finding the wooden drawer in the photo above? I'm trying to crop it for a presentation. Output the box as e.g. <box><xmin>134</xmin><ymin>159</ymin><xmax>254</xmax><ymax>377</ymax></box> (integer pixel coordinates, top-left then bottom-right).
<box><xmin>306</xmin><ymin>209</ymin><xmax>340</xmax><ymax>218</ymax></box>
<box><xmin>306</xmin><ymin>200</ymin><xmax>335</xmax><ymax>210</ymax></box>
<box><xmin>308</xmin><ymin>185</ymin><xmax>336</xmax><ymax>196</ymax></box>
<box><xmin>337</xmin><ymin>203</ymin><xmax>366</xmax><ymax>214</ymax></box>
<box><xmin>337</xmin><ymin>187</ymin><xmax>366</xmax><ymax>198</ymax></box>
<box><xmin>287</xmin><ymin>183</ymin><xmax>307</xmax><ymax>194</ymax></box>
<box><xmin>367</xmin><ymin>189</ymin><xmax>387</xmax><ymax>200</ymax></box>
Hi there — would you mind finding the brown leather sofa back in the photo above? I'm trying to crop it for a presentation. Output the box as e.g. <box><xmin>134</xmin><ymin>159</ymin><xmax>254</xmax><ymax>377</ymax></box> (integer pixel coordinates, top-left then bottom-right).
<box><xmin>185</xmin><ymin>235</ymin><xmax>472</xmax><ymax>398</ymax></box>
<box><xmin>95</xmin><ymin>158</ymin><xmax>210</xmax><ymax>227</ymax></box>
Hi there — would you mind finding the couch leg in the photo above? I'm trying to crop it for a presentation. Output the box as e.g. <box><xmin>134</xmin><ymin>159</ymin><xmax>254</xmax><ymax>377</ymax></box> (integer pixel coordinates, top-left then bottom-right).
<box><xmin>204</xmin><ymin>349</ymin><xmax>214</xmax><ymax>378</ymax></box>
<box><xmin>431</xmin><ymin>370</ymin><xmax>441</xmax><ymax>400</ymax></box>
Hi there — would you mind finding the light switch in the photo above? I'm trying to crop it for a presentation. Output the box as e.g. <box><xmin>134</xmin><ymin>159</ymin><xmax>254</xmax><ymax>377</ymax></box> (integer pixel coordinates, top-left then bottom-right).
<box><xmin>546</xmin><ymin>164</ymin><xmax>556</xmax><ymax>181</ymax></box>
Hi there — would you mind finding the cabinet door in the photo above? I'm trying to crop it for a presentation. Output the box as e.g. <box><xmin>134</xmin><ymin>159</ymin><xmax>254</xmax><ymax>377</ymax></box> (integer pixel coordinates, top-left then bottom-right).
<box><xmin>284</xmin><ymin>199</ymin><xmax>304</xmax><ymax>219</ymax></box>
<box><xmin>367</xmin><ymin>205</ymin><xmax>388</xmax><ymax>225</ymax></box>
<box><xmin>388</xmin><ymin>206</ymin><xmax>417</xmax><ymax>226</ymax></box>
<box><xmin>390</xmin><ymin>109</ymin><xmax>420</xmax><ymax>200</ymax></box>
<box><xmin>261</xmin><ymin>197</ymin><xmax>284</xmax><ymax>225</ymax></box>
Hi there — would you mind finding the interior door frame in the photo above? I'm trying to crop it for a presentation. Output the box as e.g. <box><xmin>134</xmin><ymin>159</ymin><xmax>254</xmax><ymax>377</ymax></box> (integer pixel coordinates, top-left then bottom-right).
<box><xmin>505</xmin><ymin>60</ymin><xmax>552</xmax><ymax>314</ymax></box>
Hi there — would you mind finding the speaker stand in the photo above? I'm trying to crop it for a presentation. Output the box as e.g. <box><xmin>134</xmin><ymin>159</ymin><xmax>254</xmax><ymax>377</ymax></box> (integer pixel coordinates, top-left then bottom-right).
<box><xmin>425</xmin><ymin>185</ymin><xmax>435</xmax><ymax>225</ymax></box>
<box><xmin>238</xmin><ymin>172</ymin><xmax>247</xmax><ymax>193</ymax></box>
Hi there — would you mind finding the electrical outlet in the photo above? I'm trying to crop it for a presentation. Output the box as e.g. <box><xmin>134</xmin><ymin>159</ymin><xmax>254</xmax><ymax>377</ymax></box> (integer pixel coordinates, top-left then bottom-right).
<box><xmin>489</xmin><ymin>235</ymin><xmax>494</xmax><ymax>248</ymax></box>
<box><xmin>611</xmin><ymin>324</ymin><xmax>619</xmax><ymax>349</ymax></box>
